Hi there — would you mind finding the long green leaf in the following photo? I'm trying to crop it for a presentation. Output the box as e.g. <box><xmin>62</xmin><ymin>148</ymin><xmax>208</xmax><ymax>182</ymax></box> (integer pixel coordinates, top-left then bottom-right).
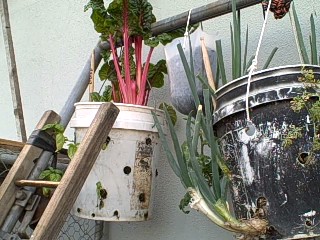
<box><xmin>203</xmin><ymin>89</ymin><xmax>221</xmax><ymax>199</ymax></box>
<box><xmin>310</xmin><ymin>14</ymin><xmax>318</xmax><ymax>65</ymax></box>
<box><xmin>165</xmin><ymin>108</ymin><xmax>192</xmax><ymax>187</ymax></box>
<box><xmin>186</xmin><ymin>112</ymin><xmax>216</xmax><ymax>203</ymax></box>
<box><xmin>215</xmin><ymin>40</ymin><xmax>227</xmax><ymax>85</ymax></box>
<box><xmin>151</xmin><ymin>111</ymin><xmax>181</xmax><ymax>179</ymax></box>
<box><xmin>230</xmin><ymin>24</ymin><xmax>235</xmax><ymax>80</ymax></box>
<box><xmin>291</xmin><ymin>3</ymin><xmax>310</xmax><ymax>64</ymax></box>
<box><xmin>242</xmin><ymin>26</ymin><xmax>249</xmax><ymax>75</ymax></box>
<box><xmin>177</xmin><ymin>43</ymin><xmax>200</xmax><ymax>107</ymax></box>
<box><xmin>232</xmin><ymin>0</ymin><xmax>241</xmax><ymax>79</ymax></box>
<box><xmin>262</xmin><ymin>47</ymin><xmax>278</xmax><ymax>70</ymax></box>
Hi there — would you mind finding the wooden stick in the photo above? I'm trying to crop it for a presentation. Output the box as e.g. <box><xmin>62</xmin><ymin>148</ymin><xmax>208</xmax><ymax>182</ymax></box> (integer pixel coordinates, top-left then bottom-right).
<box><xmin>0</xmin><ymin>111</ymin><xmax>60</xmax><ymax>227</ymax></box>
<box><xmin>200</xmin><ymin>37</ymin><xmax>217</xmax><ymax>110</ymax></box>
<box><xmin>31</xmin><ymin>103</ymin><xmax>119</xmax><ymax>240</ymax></box>
<box><xmin>89</xmin><ymin>50</ymin><xmax>95</xmax><ymax>101</ymax></box>
<box><xmin>0</xmin><ymin>0</ymin><xmax>27</xmax><ymax>142</ymax></box>
<box><xmin>15</xmin><ymin>180</ymin><xmax>59</xmax><ymax>188</ymax></box>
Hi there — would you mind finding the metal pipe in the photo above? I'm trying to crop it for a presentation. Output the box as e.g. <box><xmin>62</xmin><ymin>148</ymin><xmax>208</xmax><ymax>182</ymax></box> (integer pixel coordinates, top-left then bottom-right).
<box><xmin>151</xmin><ymin>0</ymin><xmax>258</xmax><ymax>35</ymax></box>
<box><xmin>59</xmin><ymin>42</ymin><xmax>103</xmax><ymax>127</ymax></box>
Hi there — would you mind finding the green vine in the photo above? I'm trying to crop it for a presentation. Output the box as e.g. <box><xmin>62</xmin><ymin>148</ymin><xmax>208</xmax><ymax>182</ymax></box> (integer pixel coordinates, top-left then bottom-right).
<box><xmin>283</xmin><ymin>68</ymin><xmax>320</xmax><ymax>152</ymax></box>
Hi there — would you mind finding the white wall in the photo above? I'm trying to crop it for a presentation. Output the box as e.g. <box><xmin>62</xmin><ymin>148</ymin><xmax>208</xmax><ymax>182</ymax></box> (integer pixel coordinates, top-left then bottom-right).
<box><xmin>0</xmin><ymin>0</ymin><xmax>319</xmax><ymax>240</ymax></box>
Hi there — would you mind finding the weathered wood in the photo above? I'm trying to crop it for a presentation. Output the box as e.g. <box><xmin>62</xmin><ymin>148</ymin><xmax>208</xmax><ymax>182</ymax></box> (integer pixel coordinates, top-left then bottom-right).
<box><xmin>31</xmin><ymin>103</ymin><xmax>119</xmax><ymax>240</ymax></box>
<box><xmin>0</xmin><ymin>0</ymin><xmax>27</xmax><ymax>142</ymax></box>
<box><xmin>0</xmin><ymin>110</ymin><xmax>60</xmax><ymax>227</ymax></box>
<box><xmin>15</xmin><ymin>180</ymin><xmax>60</xmax><ymax>188</ymax></box>
<box><xmin>0</xmin><ymin>138</ymin><xmax>24</xmax><ymax>152</ymax></box>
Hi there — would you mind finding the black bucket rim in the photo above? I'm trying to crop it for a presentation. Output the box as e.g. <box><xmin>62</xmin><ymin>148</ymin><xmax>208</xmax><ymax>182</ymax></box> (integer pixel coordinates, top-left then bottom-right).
<box><xmin>213</xmin><ymin>64</ymin><xmax>320</xmax><ymax>124</ymax></box>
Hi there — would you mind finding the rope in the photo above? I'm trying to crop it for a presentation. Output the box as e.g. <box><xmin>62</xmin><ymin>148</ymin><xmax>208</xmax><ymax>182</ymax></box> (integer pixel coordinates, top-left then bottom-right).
<box><xmin>245</xmin><ymin>0</ymin><xmax>272</xmax><ymax>122</ymax></box>
<box><xmin>183</xmin><ymin>9</ymin><xmax>193</xmax><ymax>49</ymax></box>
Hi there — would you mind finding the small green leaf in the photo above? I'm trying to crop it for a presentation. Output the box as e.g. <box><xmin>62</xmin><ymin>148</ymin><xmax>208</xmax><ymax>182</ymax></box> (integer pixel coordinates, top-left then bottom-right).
<box><xmin>101</xmin><ymin>85</ymin><xmax>113</xmax><ymax>102</ymax></box>
<box><xmin>179</xmin><ymin>192</ymin><xmax>192</xmax><ymax>214</ymax></box>
<box><xmin>38</xmin><ymin>169</ymin><xmax>52</xmax><ymax>180</ymax></box>
<box><xmin>99</xmin><ymin>62</ymin><xmax>113</xmax><ymax>81</ymax></box>
<box><xmin>91</xmin><ymin>92</ymin><xmax>102</xmax><ymax>102</ymax></box>
<box><xmin>67</xmin><ymin>143</ymin><xmax>79</xmax><ymax>159</ymax></box>
<box><xmin>42</xmin><ymin>123</ymin><xmax>57</xmax><ymax>131</ymax></box>
<box><xmin>147</xmin><ymin>60</ymin><xmax>167</xmax><ymax>89</ymax></box>
<box><xmin>42</xmin><ymin>187</ymin><xmax>51</xmax><ymax>198</ymax></box>
<box><xmin>159</xmin><ymin>103</ymin><xmax>177</xmax><ymax>126</ymax></box>
<box><xmin>56</xmin><ymin>132</ymin><xmax>65</xmax><ymax>151</ymax></box>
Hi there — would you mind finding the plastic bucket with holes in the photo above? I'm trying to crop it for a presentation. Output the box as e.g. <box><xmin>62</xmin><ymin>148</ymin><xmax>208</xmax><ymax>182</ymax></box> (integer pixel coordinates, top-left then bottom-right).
<box><xmin>70</xmin><ymin>103</ymin><xmax>165</xmax><ymax>221</ymax></box>
<box><xmin>213</xmin><ymin>65</ymin><xmax>320</xmax><ymax>239</ymax></box>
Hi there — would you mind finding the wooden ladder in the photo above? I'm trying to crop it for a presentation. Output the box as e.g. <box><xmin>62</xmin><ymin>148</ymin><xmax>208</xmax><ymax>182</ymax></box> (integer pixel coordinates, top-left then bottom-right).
<box><xmin>0</xmin><ymin>103</ymin><xmax>119</xmax><ymax>240</ymax></box>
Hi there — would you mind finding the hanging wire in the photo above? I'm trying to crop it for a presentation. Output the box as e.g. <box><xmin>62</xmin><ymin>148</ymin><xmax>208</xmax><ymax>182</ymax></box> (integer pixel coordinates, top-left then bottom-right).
<box><xmin>245</xmin><ymin>0</ymin><xmax>272</xmax><ymax>124</ymax></box>
<box><xmin>183</xmin><ymin>9</ymin><xmax>193</xmax><ymax>49</ymax></box>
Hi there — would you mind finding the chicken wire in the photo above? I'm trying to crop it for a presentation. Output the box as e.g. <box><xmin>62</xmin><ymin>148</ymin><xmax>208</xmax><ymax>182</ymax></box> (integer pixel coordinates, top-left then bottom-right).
<box><xmin>0</xmin><ymin>148</ymin><xmax>105</xmax><ymax>240</ymax></box>
<box><xmin>58</xmin><ymin>215</ymin><xmax>104</xmax><ymax>240</ymax></box>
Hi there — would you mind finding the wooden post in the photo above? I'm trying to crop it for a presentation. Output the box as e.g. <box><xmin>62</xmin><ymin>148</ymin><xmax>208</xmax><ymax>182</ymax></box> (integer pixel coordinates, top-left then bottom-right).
<box><xmin>31</xmin><ymin>103</ymin><xmax>119</xmax><ymax>240</ymax></box>
<box><xmin>0</xmin><ymin>0</ymin><xmax>27</xmax><ymax>142</ymax></box>
<box><xmin>0</xmin><ymin>111</ymin><xmax>60</xmax><ymax>227</ymax></box>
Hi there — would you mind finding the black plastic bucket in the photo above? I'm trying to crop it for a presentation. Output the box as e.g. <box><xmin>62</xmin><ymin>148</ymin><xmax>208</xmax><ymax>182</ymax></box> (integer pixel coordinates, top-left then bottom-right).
<box><xmin>213</xmin><ymin>65</ymin><xmax>320</xmax><ymax>239</ymax></box>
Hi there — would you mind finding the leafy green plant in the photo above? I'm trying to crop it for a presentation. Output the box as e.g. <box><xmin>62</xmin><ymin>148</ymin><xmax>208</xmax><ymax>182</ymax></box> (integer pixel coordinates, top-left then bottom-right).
<box><xmin>215</xmin><ymin>0</ymin><xmax>278</xmax><ymax>86</ymax></box>
<box><xmin>291</xmin><ymin>2</ymin><xmax>318</xmax><ymax>65</ymax></box>
<box><xmin>38</xmin><ymin>123</ymin><xmax>80</xmax><ymax>197</ymax></box>
<box><xmin>85</xmin><ymin>0</ymin><xmax>184</xmax><ymax>105</ymax></box>
<box><xmin>38</xmin><ymin>167</ymin><xmax>64</xmax><ymax>197</ymax></box>
<box><xmin>286</xmin><ymin>68</ymin><xmax>320</xmax><ymax>152</ymax></box>
<box><xmin>42</xmin><ymin>123</ymin><xmax>79</xmax><ymax>159</ymax></box>
<box><xmin>152</xmin><ymin>42</ymin><xmax>268</xmax><ymax>238</ymax></box>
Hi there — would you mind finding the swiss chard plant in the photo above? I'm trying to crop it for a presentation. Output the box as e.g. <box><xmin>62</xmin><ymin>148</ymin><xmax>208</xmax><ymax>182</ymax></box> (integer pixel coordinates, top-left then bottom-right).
<box><xmin>85</xmin><ymin>0</ymin><xmax>184</xmax><ymax>105</ymax></box>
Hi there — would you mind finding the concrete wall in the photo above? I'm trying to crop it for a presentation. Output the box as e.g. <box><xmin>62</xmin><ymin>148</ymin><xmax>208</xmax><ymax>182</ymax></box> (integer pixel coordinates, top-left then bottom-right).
<box><xmin>0</xmin><ymin>0</ymin><xmax>319</xmax><ymax>239</ymax></box>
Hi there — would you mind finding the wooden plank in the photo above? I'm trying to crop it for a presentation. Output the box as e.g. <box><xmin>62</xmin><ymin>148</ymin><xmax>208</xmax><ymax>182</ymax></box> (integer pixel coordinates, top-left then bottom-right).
<box><xmin>0</xmin><ymin>138</ymin><xmax>24</xmax><ymax>152</ymax></box>
<box><xmin>0</xmin><ymin>0</ymin><xmax>27</xmax><ymax>142</ymax></box>
<box><xmin>31</xmin><ymin>103</ymin><xmax>119</xmax><ymax>240</ymax></box>
<box><xmin>0</xmin><ymin>110</ymin><xmax>60</xmax><ymax>227</ymax></box>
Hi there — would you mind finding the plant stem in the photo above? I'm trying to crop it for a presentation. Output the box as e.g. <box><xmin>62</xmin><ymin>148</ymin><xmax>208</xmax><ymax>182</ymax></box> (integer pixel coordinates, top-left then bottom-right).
<box><xmin>109</xmin><ymin>35</ymin><xmax>127</xmax><ymax>102</ymax></box>
<box><xmin>123</xmin><ymin>0</ymin><xmax>133</xmax><ymax>103</ymax></box>
<box><xmin>135</xmin><ymin>36</ymin><xmax>143</xmax><ymax>96</ymax></box>
<box><xmin>137</xmin><ymin>47</ymin><xmax>154</xmax><ymax>105</ymax></box>
<box><xmin>188</xmin><ymin>188</ymin><xmax>268</xmax><ymax>235</ymax></box>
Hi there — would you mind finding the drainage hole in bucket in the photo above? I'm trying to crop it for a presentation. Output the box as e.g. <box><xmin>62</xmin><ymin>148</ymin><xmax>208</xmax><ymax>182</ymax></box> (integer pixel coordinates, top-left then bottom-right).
<box><xmin>305</xmin><ymin>219</ymin><xmax>313</xmax><ymax>227</ymax></box>
<box><xmin>298</xmin><ymin>152</ymin><xmax>313</xmax><ymax>165</ymax></box>
<box><xmin>91</xmin><ymin>213</ymin><xmax>95</xmax><ymax>218</ymax></box>
<box><xmin>100</xmin><ymin>189</ymin><xmax>108</xmax><ymax>199</ymax></box>
<box><xmin>139</xmin><ymin>193</ymin><xmax>146</xmax><ymax>202</ymax></box>
<box><xmin>146</xmin><ymin>138</ymin><xmax>152</xmax><ymax>145</ymax></box>
<box><xmin>255</xmin><ymin>196</ymin><xmax>268</xmax><ymax>218</ymax></box>
<box><xmin>123</xmin><ymin>166</ymin><xmax>132</xmax><ymax>175</ymax></box>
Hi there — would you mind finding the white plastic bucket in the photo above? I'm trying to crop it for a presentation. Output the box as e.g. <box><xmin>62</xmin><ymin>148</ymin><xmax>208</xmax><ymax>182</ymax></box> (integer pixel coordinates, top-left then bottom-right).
<box><xmin>70</xmin><ymin>102</ymin><xmax>165</xmax><ymax>221</ymax></box>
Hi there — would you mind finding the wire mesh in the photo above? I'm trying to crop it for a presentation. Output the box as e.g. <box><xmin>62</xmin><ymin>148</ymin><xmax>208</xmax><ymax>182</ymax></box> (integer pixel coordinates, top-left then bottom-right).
<box><xmin>0</xmin><ymin>147</ymin><xmax>18</xmax><ymax>183</ymax></box>
<box><xmin>0</xmin><ymin>147</ymin><xmax>104</xmax><ymax>240</ymax></box>
<box><xmin>58</xmin><ymin>215</ymin><xmax>104</xmax><ymax>240</ymax></box>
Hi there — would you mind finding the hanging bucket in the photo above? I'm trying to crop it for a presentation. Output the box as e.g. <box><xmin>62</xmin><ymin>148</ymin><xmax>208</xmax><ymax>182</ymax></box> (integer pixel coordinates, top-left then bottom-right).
<box><xmin>70</xmin><ymin>103</ymin><xmax>165</xmax><ymax>221</ymax></box>
<box><xmin>213</xmin><ymin>65</ymin><xmax>320</xmax><ymax>239</ymax></box>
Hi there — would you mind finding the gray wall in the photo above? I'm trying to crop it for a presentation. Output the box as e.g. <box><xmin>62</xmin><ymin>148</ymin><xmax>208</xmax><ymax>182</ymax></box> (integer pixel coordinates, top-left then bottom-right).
<box><xmin>1</xmin><ymin>0</ymin><xmax>319</xmax><ymax>240</ymax></box>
